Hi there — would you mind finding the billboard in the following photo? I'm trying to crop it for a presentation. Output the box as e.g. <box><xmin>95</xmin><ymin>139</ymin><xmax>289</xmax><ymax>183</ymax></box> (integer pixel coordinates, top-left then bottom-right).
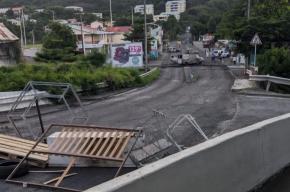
<box><xmin>111</xmin><ymin>42</ymin><xmax>143</xmax><ymax>68</ymax></box>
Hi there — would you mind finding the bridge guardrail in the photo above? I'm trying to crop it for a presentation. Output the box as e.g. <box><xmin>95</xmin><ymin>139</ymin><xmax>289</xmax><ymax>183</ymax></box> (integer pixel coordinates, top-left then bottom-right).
<box><xmin>249</xmin><ymin>74</ymin><xmax>290</xmax><ymax>91</ymax></box>
<box><xmin>139</xmin><ymin>67</ymin><xmax>158</xmax><ymax>78</ymax></box>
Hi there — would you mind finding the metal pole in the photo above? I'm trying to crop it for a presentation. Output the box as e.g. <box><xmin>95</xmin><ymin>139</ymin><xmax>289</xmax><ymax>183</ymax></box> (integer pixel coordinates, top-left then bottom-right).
<box><xmin>52</xmin><ymin>10</ymin><xmax>55</xmax><ymax>21</ymax></box>
<box><xmin>21</xmin><ymin>9</ymin><xmax>27</xmax><ymax>46</ymax></box>
<box><xmin>109</xmin><ymin>0</ymin><xmax>113</xmax><ymax>64</ymax></box>
<box><xmin>80</xmin><ymin>14</ymin><xmax>86</xmax><ymax>55</ymax></box>
<box><xmin>254</xmin><ymin>44</ymin><xmax>257</xmax><ymax>67</ymax></box>
<box><xmin>32</xmin><ymin>30</ymin><xmax>35</xmax><ymax>45</ymax></box>
<box><xmin>247</xmin><ymin>0</ymin><xmax>251</xmax><ymax>20</ymax></box>
<box><xmin>131</xmin><ymin>7</ymin><xmax>134</xmax><ymax>26</ymax></box>
<box><xmin>18</xmin><ymin>11</ymin><xmax>23</xmax><ymax>48</ymax></box>
<box><xmin>35</xmin><ymin>98</ymin><xmax>45</xmax><ymax>134</ymax></box>
<box><xmin>144</xmin><ymin>0</ymin><xmax>148</xmax><ymax>71</ymax></box>
<box><xmin>110</xmin><ymin>0</ymin><xmax>113</xmax><ymax>26</ymax></box>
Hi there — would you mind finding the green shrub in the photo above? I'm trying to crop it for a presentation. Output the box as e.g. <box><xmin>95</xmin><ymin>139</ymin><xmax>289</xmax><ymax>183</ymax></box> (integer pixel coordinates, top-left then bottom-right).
<box><xmin>81</xmin><ymin>51</ymin><xmax>106</xmax><ymax>67</ymax></box>
<box><xmin>258</xmin><ymin>48</ymin><xmax>290</xmax><ymax>93</ymax></box>
<box><xmin>0</xmin><ymin>62</ymin><xmax>160</xmax><ymax>93</ymax></box>
<box><xmin>258</xmin><ymin>48</ymin><xmax>290</xmax><ymax>78</ymax></box>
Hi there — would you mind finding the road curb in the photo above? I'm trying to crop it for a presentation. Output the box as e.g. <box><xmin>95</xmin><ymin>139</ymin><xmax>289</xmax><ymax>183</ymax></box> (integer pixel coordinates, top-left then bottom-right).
<box><xmin>236</xmin><ymin>91</ymin><xmax>290</xmax><ymax>99</ymax></box>
<box><xmin>0</xmin><ymin>88</ymin><xmax>140</xmax><ymax>124</ymax></box>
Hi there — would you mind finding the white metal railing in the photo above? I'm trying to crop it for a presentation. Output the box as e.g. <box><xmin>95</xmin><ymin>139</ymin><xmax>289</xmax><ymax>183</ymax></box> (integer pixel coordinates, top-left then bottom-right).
<box><xmin>139</xmin><ymin>67</ymin><xmax>158</xmax><ymax>78</ymax></box>
<box><xmin>249</xmin><ymin>74</ymin><xmax>290</xmax><ymax>91</ymax></box>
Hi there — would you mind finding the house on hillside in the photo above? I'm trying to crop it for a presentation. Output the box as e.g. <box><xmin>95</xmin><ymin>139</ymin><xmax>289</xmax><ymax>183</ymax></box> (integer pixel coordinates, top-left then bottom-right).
<box><xmin>106</xmin><ymin>26</ymin><xmax>132</xmax><ymax>44</ymax></box>
<box><xmin>134</xmin><ymin>4</ymin><xmax>154</xmax><ymax>15</ymax></box>
<box><xmin>0</xmin><ymin>23</ymin><xmax>21</xmax><ymax>66</ymax></box>
<box><xmin>0</xmin><ymin>8</ymin><xmax>9</xmax><ymax>15</ymax></box>
<box><xmin>153</xmin><ymin>12</ymin><xmax>181</xmax><ymax>22</ymax></box>
<box><xmin>165</xmin><ymin>0</ymin><xmax>186</xmax><ymax>13</ymax></box>
<box><xmin>67</xmin><ymin>24</ymin><xmax>113</xmax><ymax>53</ymax></box>
<box><xmin>90</xmin><ymin>21</ymin><xmax>104</xmax><ymax>30</ymax></box>
<box><xmin>92</xmin><ymin>13</ymin><xmax>103</xmax><ymax>19</ymax></box>
<box><xmin>65</xmin><ymin>6</ymin><xmax>84</xmax><ymax>12</ymax></box>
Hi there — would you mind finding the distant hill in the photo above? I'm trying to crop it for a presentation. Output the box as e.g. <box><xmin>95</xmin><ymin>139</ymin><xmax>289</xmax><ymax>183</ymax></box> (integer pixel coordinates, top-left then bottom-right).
<box><xmin>0</xmin><ymin>0</ymin><xmax>207</xmax><ymax>15</ymax></box>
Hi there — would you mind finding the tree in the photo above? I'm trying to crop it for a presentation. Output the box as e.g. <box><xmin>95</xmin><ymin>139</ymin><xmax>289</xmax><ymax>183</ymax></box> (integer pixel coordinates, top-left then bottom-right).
<box><xmin>163</xmin><ymin>15</ymin><xmax>180</xmax><ymax>41</ymax></box>
<box><xmin>207</xmin><ymin>17</ymin><xmax>217</xmax><ymax>33</ymax></box>
<box><xmin>5</xmin><ymin>9</ymin><xmax>14</xmax><ymax>19</ymax></box>
<box><xmin>114</xmin><ymin>18</ymin><xmax>132</xmax><ymax>26</ymax></box>
<box><xmin>82</xmin><ymin>13</ymin><xmax>98</xmax><ymax>25</ymax></box>
<box><xmin>258</xmin><ymin>48</ymin><xmax>290</xmax><ymax>77</ymax></box>
<box><xmin>217</xmin><ymin>0</ymin><xmax>290</xmax><ymax>54</ymax></box>
<box><xmin>36</xmin><ymin>22</ymin><xmax>77</xmax><ymax>62</ymax></box>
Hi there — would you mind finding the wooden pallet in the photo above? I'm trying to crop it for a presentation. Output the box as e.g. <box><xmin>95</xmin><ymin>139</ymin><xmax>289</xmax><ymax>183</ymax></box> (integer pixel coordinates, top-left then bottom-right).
<box><xmin>41</xmin><ymin>128</ymin><xmax>135</xmax><ymax>161</ymax></box>
<box><xmin>7</xmin><ymin>124</ymin><xmax>141</xmax><ymax>192</ymax></box>
<box><xmin>0</xmin><ymin>134</ymin><xmax>48</xmax><ymax>166</ymax></box>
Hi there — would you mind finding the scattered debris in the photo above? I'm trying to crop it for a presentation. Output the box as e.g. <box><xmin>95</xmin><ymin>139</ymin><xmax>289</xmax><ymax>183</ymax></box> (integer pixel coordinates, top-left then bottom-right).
<box><xmin>6</xmin><ymin>124</ymin><xmax>142</xmax><ymax>192</ymax></box>
<box><xmin>231</xmin><ymin>79</ymin><xmax>257</xmax><ymax>92</ymax></box>
<box><xmin>0</xmin><ymin>133</ymin><xmax>48</xmax><ymax>167</ymax></box>
<box><xmin>7</xmin><ymin>81</ymin><xmax>88</xmax><ymax>139</ymax></box>
<box><xmin>167</xmin><ymin>114</ymin><xmax>208</xmax><ymax>151</ymax></box>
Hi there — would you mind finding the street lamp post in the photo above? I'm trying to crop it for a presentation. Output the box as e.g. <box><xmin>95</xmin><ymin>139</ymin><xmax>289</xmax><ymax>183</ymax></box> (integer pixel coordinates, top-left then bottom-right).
<box><xmin>144</xmin><ymin>0</ymin><xmax>148</xmax><ymax>71</ymax></box>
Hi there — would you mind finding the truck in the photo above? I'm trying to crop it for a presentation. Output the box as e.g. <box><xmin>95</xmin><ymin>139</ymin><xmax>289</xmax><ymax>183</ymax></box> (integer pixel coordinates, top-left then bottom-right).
<box><xmin>170</xmin><ymin>51</ymin><xmax>204</xmax><ymax>65</ymax></box>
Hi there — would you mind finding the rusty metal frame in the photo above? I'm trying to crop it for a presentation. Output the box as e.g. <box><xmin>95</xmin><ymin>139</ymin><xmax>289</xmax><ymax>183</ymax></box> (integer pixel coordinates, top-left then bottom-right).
<box><xmin>6</xmin><ymin>124</ymin><xmax>142</xmax><ymax>192</ymax></box>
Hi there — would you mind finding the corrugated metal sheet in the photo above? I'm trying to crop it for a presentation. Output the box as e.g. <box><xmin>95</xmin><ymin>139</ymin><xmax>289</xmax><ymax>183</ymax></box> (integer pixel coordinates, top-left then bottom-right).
<box><xmin>0</xmin><ymin>23</ymin><xmax>19</xmax><ymax>42</ymax></box>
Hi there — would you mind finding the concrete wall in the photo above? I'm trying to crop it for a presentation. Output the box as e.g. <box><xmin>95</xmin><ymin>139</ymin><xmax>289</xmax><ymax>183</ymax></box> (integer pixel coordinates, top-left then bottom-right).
<box><xmin>86</xmin><ymin>113</ymin><xmax>290</xmax><ymax>192</ymax></box>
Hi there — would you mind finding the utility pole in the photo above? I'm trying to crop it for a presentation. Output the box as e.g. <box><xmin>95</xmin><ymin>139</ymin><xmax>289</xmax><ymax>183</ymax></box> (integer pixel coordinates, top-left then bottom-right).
<box><xmin>247</xmin><ymin>0</ymin><xmax>251</xmax><ymax>20</ymax></box>
<box><xmin>144</xmin><ymin>0</ymin><xmax>148</xmax><ymax>71</ymax></box>
<box><xmin>131</xmin><ymin>7</ymin><xmax>134</xmax><ymax>26</ymax></box>
<box><xmin>79</xmin><ymin>14</ymin><xmax>86</xmax><ymax>55</ymax></box>
<box><xmin>109</xmin><ymin>0</ymin><xmax>113</xmax><ymax>64</ymax></box>
<box><xmin>109</xmin><ymin>0</ymin><xmax>113</xmax><ymax>26</ymax></box>
<box><xmin>21</xmin><ymin>9</ymin><xmax>27</xmax><ymax>46</ymax></box>
<box><xmin>32</xmin><ymin>30</ymin><xmax>35</xmax><ymax>45</ymax></box>
<box><xmin>51</xmin><ymin>10</ymin><xmax>55</xmax><ymax>21</ymax></box>
<box><xmin>18</xmin><ymin>10</ymin><xmax>23</xmax><ymax>48</ymax></box>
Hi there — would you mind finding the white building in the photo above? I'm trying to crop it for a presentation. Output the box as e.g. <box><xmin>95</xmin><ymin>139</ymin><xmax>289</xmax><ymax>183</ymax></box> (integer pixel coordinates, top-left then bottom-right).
<box><xmin>134</xmin><ymin>4</ymin><xmax>154</xmax><ymax>15</ymax></box>
<box><xmin>153</xmin><ymin>12</ymin><xmax>180</xmax><ymax>22</ymax></box>
<box><xmin>7</xmin><ymin>19</ymin><xmax>21</xmax><ymax>26</ymax></box>
<box><xmin>165</xmin><ymin>0</ymin><xmax>186</xmax><ymax>13</ymax></box>
<box><xmin>55</xmin><ymin>19</ymin><xmax>69</xmax><ymax>25</ymax></box>
<box><xmin>0</xmin><ymin>8</ymin><xmax>9</xmax><ymax>14</ymax></box>
<box><xmin>92</xmin><ymin>13</ymin><xmax>103</xmax><ymax>19</ymax></box>
<box><xmin>67</xmin><ymin>23</ymin><xmax>114</xmax><ymax>52</ymax></box>
<box><xmin>35</xmin><ymin>9</ymin><xmax>45</xmax><ymax>13</ymax></box>
<box><xmin>65</xmin><ymin>6</ymin><xmax>84</xmax><ymax>12</ymax></box>
<box><xmin>90</xmin><ymin>21</ymin><xmax>104</xmax><ymax>30</ymax></box>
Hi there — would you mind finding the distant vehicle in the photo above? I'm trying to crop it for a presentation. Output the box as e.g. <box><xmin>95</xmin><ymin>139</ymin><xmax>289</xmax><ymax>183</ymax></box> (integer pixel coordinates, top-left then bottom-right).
<box><xmin>170</xmin><ymin>52</ymin><xmax>204</xmax><ymax>65</ymax></box>
<box><xmin>202</xmin><ymin>33</ymin><xmax>215</xmax><ymax>48</ymax></box>
<box><xmin>221</xmin><ymin>51</ymin><xmax>230</xmax><ymax>58</ymax></box>
<box><xmin>168</xmin><ymin>47</ymin><xmax>177</xmax><ymax>53</ymax></box>
<box><xmin>212</xmin><ymin>49</ymin><xmax>230</xmax><ymax>58</ymax></box>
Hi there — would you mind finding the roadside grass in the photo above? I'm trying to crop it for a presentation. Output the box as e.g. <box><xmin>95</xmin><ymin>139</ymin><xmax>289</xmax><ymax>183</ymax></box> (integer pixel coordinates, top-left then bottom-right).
<box><xmin>24</xmin><ymin>44</ymin><xmax>43</xmax><ymax>49</ymax></box>
<box><xmin>0</xmin><ymin>63</ymin><xmax>161</xmax><ymax>94</ymax></box>
<box><xmin>140</xmin><ymin>68</ymin><xmax>161</xmax><ymax>86</ymax></box>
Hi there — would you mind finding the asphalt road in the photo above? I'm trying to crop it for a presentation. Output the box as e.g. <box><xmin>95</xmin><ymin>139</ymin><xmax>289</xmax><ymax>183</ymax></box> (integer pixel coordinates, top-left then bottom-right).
<box><xmin>3</xmin><ymin>41</ymin><xmax>290</xmax><ymax>191</ymax></box>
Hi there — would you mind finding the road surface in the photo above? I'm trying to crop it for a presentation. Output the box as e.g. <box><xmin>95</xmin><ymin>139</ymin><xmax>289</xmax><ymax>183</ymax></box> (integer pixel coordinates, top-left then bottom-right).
<box><xmin>2</xmin><ymin>41</ymin><xmax>290</xmax><ymax>191</ymax></box>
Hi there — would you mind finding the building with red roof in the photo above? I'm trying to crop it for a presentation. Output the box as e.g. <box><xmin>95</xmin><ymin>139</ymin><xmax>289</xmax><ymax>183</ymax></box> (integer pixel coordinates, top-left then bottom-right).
<box><xmin>106</xmin><ymin>26</ymin><xmax>132</xmax><ymax>44</ymax></box>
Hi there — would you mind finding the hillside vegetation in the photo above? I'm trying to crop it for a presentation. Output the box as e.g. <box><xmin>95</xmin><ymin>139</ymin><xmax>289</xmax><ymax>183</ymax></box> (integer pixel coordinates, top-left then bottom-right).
<box><xmin>0</xmin><ymin>0</ymin><xmax>206</xmax><ymax>15</ymax></box>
